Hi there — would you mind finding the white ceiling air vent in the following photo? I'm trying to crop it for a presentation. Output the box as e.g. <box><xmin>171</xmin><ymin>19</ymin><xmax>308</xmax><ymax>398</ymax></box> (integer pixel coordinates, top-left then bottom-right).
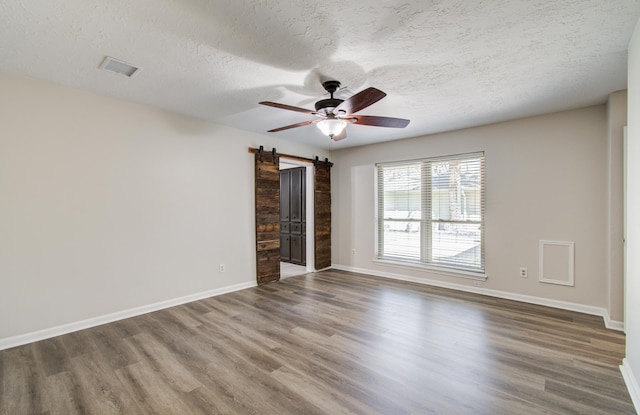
<box><xmin>99</xmin><ymin>56</ymin><xmax>142</xmax><ymax>78</ymax></box>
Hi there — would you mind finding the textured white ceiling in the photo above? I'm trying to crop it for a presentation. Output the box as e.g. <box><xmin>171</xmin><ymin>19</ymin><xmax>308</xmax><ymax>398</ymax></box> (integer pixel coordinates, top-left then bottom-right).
<box><xmin>1</xmin><ymin>0</ymin><xmax>639</xmax><ymax>149</ymax></box>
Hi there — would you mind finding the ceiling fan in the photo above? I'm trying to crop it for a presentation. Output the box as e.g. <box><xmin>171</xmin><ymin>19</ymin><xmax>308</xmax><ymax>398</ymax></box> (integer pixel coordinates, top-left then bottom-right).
<box><xmin>259</xmin><ymin>80</ymin><xmax>410</xmax><ymax>141</ymax></box>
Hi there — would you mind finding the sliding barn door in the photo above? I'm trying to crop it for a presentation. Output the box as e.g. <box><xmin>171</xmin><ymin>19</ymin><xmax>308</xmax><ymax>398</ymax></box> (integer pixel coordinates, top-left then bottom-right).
<box><xmin>252</xmin><ymin>147</ymin><xmax>333</xmax><ymax>283</ymax></box>
<box><xmin>254</xmin><ymin>152</ymin><xmax>280</xmax><ymax>285</ymax></box>
<box><xmin>314</xmin><ymin>163</ymin><xmax>331</xmax><ymax>270</ymax></box>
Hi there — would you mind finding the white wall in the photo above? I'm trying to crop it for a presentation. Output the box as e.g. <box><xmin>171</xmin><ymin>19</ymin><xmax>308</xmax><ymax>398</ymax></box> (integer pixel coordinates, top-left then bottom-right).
<box><xmin>0</xmin><ymin>71</ymin><xmax>328</xmax><ymax>344</ymax></box>
<box><xmin>332</xmin><ymin>106</ymin><xmax>609</xmax><ymax>312</ymax></box>
<box><xmin>622</xmin><ymin>16</ymin><xmax>640</xmax><ymax>411</ymax></box>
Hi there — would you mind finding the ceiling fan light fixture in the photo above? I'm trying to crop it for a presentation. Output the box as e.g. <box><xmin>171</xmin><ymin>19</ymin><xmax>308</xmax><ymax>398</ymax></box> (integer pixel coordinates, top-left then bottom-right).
<box><xmin>317</xmin><ymin>119</ymin><xmax>347</xmax><ymax>138</ymax></box>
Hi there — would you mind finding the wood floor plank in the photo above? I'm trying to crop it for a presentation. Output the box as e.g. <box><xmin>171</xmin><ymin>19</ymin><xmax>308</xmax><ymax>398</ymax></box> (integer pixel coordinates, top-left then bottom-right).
<box><xmin>125</xmin><ymin>332</ymin><xmax>202</xmax><ymax>393</ymax></box>
<box><xmin>66</xmin><ymin>353</ymin><xmax>137</xmax><ymax>414</ymax></box>
<box><xmin>43</xmin><ymin>371</ymin><xmax>86</xmax><ymax>414</ymax></box>
<box><xmin>0</xmin><ymin>269</ymin><xmax>635</xmax><ymax>414</ymax></box>
<box><xmin>1</xmin><ymin>346</ymin><xmax>45</xmax><ymax>414</ymax></box>
<box><xmin>114</xmin><ymin>361</ymin><xmax>195</xmax><ymax>414</ymax></box>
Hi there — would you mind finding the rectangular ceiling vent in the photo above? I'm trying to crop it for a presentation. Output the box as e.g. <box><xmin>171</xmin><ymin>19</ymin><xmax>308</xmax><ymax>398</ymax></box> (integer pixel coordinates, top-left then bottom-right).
<box><xmin>99</xmin><ymin>56</ymin><xmax>142</xmax><ymax>78</ymax></box>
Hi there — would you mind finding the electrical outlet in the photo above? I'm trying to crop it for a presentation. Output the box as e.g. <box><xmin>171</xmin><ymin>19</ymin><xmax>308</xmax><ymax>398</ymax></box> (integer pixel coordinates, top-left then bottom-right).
<box><xmin>520</xmin><ymin>267</ymin><xmax>528</xmax><ymax>278</ymax></box>
<box><xmin>351</xmin><ymin>249</ymin><xmax>357</xmax><ymax>256</ymax></box>
<box><xmin>473</xmin><ymin>281</ymin><xmax>482</xmax><ymax>287</ymax></box>
<box><xmin>219</xmin><ymin>264</ymin><xmax>226</xmax><ymax>273</ymax></box>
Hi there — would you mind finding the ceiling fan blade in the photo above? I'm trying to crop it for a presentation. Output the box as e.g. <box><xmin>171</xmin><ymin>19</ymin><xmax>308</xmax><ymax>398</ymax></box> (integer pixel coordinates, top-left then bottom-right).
<box><xmin>267</xmin><ymin>119</ymin><xmax>317</xmax><ymax>133</ymax></box>
<box><xmin>332</xmin><ymin>129</ymin><xmax>347</xmax><ymax>141</ymax></box>
<box><xmin>334</xmin><ymin>87</ymin><xmax>386</xmax><ymax>115</ymax></box>
<box><xmin>259</xmin><ymin>101</ymin><xmax>316</xmax><ymax>115</ymax></box>
<box><xmin>349</xmin><ymin>115</ymin><xmax>410</xmax><ymax>128</ymax></box>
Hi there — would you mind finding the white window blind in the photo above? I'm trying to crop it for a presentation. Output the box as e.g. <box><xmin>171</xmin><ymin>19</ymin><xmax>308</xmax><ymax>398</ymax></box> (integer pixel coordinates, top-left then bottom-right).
<box><xmin>376</xmin><ymin>152</ymin><xmax>485</xmax><ymax>273</ymax></box>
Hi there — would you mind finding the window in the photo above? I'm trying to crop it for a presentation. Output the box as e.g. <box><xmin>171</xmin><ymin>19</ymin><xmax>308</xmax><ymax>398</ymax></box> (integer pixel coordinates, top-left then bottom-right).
<box><xmin>376</xmin><ymin>152</ymin><xmax>485</xmax><ymax>274</ymax></box>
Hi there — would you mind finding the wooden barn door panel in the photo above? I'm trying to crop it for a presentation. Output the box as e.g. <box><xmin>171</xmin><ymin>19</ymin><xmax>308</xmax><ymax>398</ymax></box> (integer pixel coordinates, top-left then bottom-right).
<box><xmin>315</xmin><ymin>164</ymin><xmax>331</xmax><ymax>270</ymax></box>
<box><xmin>254</xmin><ymin>153</ymin><xmax>280</xmax><ymax>285</ymax></box>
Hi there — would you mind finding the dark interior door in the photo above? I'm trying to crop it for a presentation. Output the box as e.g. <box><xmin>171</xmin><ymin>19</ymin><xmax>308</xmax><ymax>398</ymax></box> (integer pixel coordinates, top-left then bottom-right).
<box><xmin>280</xmin><ymin>167</ymin><xmax>306</xmax><ymax>265</ymax></box>
<box><xmin>280</xmin><ymin>170</ymin><xmax>291</xmax><ymax>262</ymax></box>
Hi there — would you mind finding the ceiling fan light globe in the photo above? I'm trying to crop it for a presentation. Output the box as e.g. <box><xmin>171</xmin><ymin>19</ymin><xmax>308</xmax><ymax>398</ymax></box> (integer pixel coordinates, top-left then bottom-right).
<box><xmin>317</xmin><ymin>119</ymin><xmax>347</xmax><ymax>137</ymax></box>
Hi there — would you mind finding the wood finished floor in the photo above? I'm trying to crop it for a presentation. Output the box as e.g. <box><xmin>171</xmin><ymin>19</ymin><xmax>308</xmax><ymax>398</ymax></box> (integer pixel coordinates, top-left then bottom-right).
<box><xmin>0</xmin><ymin>270</ymin><xmax>635</xmax><ymax>415</ymax></box>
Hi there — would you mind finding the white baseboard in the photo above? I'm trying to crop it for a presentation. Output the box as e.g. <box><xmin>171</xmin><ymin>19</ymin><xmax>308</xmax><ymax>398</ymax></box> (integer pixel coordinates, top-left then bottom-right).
<box><xmin>0</xmin><ymin>281</ymin><xmax>257</xmax><ymax>351</ymax></box>
<box><xmin>621</xmin><ymin>359</ymin><xmax>640</xmax><ymax>413</ymax></box>
<box><xmin>604</xmin><ymin>309</ymin><xmax>626</xmax><ymax>332</ymax></box>
<box><xmin>331</xmin><ymin>264</ymin><xmax>621</xmax><ymax>330</ymax></box>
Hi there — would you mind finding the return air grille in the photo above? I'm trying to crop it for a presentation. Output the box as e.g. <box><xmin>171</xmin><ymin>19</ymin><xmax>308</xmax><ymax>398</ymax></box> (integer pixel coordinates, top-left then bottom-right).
<box><xmin>99</xmin><ymin>56</ymin><xmax>142</xmax><ymax>78</ymax></box>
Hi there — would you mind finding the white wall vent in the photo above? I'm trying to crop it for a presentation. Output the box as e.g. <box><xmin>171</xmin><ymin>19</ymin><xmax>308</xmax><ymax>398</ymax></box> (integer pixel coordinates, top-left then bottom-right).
<box><xmin>99</xmin><ymin>56</ymin><xmax>142</xmax><ymax>78</ymax></box>
<box><xmin>539</xmin><ymin>240</ymin><xmax>575</xmax><ymax>286</ymax></box>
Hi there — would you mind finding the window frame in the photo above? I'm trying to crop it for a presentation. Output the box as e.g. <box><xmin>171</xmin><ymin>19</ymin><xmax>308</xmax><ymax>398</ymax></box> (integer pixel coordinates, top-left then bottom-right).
<box><xmin>375</xmin><ymin>152</ymin><xmax>486</xmax><ymax>276</ymax></box>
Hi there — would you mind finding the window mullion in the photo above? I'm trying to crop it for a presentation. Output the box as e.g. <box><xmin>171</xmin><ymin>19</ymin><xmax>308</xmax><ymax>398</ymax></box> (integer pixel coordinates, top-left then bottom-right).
<box><xmin>377</xmin><ymin>167</ymin><xmax>384</xmax><ymax>258</ymax></box>
<box><xmin>422</xmin><ymin>161</ymin><xmax>432</xmax><ymax>264</ymax></box>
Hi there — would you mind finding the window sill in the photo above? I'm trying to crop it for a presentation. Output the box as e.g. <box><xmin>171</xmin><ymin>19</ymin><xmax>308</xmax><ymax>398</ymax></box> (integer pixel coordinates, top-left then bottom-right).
<box><xmin>372</xmin><ymin>259</ymin><xmax>488</xmax><ymax>281</ymax></box>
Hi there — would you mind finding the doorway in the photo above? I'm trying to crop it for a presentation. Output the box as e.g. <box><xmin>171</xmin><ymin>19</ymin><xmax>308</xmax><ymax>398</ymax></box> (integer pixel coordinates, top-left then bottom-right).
<box><xmin>279</xmin><ymin>160</ymin><xmax>314</xmax><ymax>278</ymax></box>
<box><xmin>280</xmin><ymin>166</ymin><xmax>306</xmax><ymax>266</ymax></box>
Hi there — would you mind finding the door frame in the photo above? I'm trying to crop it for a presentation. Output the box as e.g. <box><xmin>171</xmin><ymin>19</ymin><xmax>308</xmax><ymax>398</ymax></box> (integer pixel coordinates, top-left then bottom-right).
<box><xmin>624</xmin><ymin>125</ymin><xmax>628</xmax><ymax>331</ymax></box>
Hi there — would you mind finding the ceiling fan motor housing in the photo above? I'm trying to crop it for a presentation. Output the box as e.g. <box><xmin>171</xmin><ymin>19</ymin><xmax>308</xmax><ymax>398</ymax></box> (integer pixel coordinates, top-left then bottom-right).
<box><xmin>315</xmin><ymin>98</ymin><xmax>343</xmax><ymax>112</ymax></box>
